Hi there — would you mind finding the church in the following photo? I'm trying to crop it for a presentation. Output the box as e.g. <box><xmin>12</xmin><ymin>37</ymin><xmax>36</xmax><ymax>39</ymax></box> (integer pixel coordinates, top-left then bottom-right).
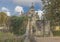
<box><xmin>23</xmin><ymin>3</ymin><xmax>53</xmax><ymax>37</ymax></box>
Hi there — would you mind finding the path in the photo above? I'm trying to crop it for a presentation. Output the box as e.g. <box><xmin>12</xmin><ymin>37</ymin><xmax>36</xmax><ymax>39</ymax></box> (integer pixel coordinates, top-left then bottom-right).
<box><xmin>35</xmin><ymin>37</ymin><xmax>60</xmax><ymax>42</ymax></box>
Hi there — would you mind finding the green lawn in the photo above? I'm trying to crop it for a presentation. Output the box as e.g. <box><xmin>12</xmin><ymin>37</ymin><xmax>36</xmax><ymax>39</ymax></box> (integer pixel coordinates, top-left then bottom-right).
<box><xmin>52</xmin><ymin>31</ymin><xmax>60</xmax><ymax>36</ymax></box>
<box><xmin>0</xmin><ymin>32</ymin><xmax>4</xmax><ymax>36</ymax></box>
<box><xmin>0</xmin><ymin>32</ymin><xmax>24</xmax><ymax>42</ymax></box>
<box><xmin>0</xmin><ymin>32</ymin><xmax>14</xmax><ymax>38</ymax></box>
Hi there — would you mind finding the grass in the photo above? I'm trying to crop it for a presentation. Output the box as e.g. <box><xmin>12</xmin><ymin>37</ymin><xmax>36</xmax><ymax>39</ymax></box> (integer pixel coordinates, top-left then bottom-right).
<box><xmin>0</xmin><ymin>32</ymin><xmax>24</xmax><ymax>42</ymax></box>
<box><xmin>0</xmin><ymin>32</ymin><xmax>4</xmax><ymax>36</ymax></box>
<box><xmin>0</xmin><ymin>32</ymin><xmax>14</xmax><ymax>38</ymax></box>
<box><xmin>52</xmin><ymin>31</ymin><xmax>60</xmax><ymax>36</ymax></box>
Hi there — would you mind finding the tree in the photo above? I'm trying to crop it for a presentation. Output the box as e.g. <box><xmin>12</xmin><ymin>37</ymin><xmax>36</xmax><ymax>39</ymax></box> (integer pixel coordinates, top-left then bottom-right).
<box><xmin>9</xmin><ymin>16</ymin><xmax>28</xmax><ymax>36</ymax></box>
<box><xmin>42</xmin><ymin>0</ymin><xmax>60</xmax><ymax>25</ymax></box>
<box><xmin>0</xmin><ymin>12</ymin><xmax>8</xmax><ymax>26</ymax></box>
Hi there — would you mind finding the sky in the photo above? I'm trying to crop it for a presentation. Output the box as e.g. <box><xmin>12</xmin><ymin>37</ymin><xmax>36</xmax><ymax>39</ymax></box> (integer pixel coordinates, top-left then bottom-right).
<box><xmin>0</xmin><ymin>0</ymin><xmax>43</xmax><ymax>16</ymax></box>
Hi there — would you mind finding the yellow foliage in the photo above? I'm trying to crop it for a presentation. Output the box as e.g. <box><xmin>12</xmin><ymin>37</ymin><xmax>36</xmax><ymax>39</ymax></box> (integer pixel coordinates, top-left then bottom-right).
<box><xmin>0</xmin><ymin>12</ymin><xmax>8</xmax><ymax>26</ymax></box>
<box><xmin>55</xmin><ymin>26</ymin><xmax>60</xmax><ymax>31</ymax></box>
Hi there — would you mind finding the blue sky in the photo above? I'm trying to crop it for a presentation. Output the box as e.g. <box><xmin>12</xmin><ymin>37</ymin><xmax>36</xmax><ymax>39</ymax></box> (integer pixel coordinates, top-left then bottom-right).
<box><xmin>0</xmin><ymin>0</ymin><xmax>43</xmax><ymax>16</ymax></box>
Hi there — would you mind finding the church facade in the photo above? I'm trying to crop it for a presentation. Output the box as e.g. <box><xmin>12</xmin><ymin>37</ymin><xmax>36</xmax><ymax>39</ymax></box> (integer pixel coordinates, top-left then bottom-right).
<box><xmin>24</xmin><ymin>3</ymin><xmax>53</xmax><ymax>37</ymax></box>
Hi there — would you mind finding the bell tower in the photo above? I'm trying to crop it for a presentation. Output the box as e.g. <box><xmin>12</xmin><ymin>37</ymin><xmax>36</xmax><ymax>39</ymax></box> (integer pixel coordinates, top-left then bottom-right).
<box><xmin>24</xmin><ymin>3</ymin><xmax>40</xmax><ymax>42</ymax></box>
<box><xmin>26</xmin><ymin>3</ymin><xmax>39</xmax><ymax>36</ymax></box>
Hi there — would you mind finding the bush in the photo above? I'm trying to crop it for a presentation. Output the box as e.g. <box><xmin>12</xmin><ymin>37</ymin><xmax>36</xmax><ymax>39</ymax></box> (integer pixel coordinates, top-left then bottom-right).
<box><xmin>9</xmin><ymin>16</ymin><xmax>28</xmax><ymax>36</ymax></box>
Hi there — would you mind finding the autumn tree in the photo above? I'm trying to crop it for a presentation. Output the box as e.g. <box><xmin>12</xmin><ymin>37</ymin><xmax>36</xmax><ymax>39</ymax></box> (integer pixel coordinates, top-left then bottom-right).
<box><xmin>0</xmin><ymin>12</ymin><xmax>8</xmax><ymax>26</ymax></box>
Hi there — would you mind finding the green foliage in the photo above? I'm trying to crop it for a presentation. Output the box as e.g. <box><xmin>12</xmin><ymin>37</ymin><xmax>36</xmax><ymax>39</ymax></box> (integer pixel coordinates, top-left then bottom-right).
<box><xmin>9</xmin><ymin>16</ymin><xmax>28</xmax><ymax>36</ymax></box>
<box><xmin>42</xmin><ymin>0</ymin><xmax>60</xmax><ymax>25</ymax></box>
<box><xmin>0</xmin><ymin>12</ymin><xmax>8</xmax><ymax>26</ymax></box>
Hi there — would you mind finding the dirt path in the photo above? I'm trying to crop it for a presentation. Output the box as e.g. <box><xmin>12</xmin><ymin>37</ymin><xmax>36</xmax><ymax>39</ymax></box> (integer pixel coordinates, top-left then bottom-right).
<box><xmin>35</xmin><ymin>37</ymin><xmax>60</xmax><ymax>42</ymax></box>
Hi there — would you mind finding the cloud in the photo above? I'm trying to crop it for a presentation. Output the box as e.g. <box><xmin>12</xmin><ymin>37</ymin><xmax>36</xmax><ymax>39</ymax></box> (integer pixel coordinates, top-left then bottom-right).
<box><xmin>13</xmin><ymin>0</ymin><xmax>42</xmax><ymax>6</ymax></box>
<box><xmin>1</xmin><ymin>7</ymin><xmax>11</xmax><ymax>16</ymax></box>
<box><xmin>2</xmin><ymin>7</ymin><xmax>9</xmax><ymax>12</ymax></box>
<box><xmin>5</xmin><ymin>12</ymin><xmax>11</xmax><ymax>16</ymax></box>
<box><xmin>35</xmin><ymin>10</ymin><xmax>43</xmax><ymax>19</ymax></box>
<box><xmin>15</xmin><ymin>6</ymin><xmax>24</xmax><ymax>15</ymax></box>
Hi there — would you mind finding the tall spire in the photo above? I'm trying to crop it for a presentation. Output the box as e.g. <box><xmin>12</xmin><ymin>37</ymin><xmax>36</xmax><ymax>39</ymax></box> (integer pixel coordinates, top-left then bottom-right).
<box><xmin>30</xmin><ymin>2</ymin><xmax>34</xmax><ymax>9</ymax></box>
<box><xmin>32</xmin><ymin>2</ymin><xmax>34</xmax><ymax>6</ymax></box>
